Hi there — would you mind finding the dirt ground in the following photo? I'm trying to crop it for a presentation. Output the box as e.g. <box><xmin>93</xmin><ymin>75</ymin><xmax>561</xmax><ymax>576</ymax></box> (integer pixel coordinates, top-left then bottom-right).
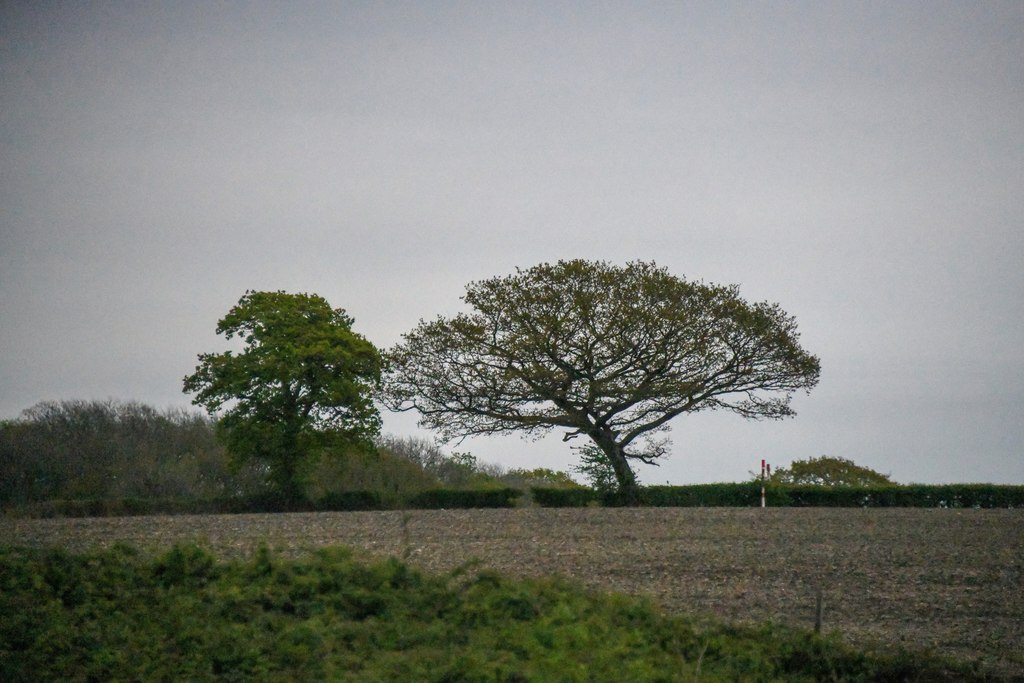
<box><xmin>2</xmin><ymin>507</ymin><xmax>1022</xmax><ymax>677</ymax></box>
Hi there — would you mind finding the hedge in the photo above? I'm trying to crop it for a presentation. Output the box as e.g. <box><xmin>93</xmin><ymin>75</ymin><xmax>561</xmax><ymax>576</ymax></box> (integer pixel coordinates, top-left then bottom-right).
<box><xmin>640</xmin><ymin>484</ymin><xmax>775</xmax><ymax>507</ymax></box>
<box><xmin>11</xmin><ymin>489</ymin><xmax>455</xmax><ymax>517</ymax></box>
<box><xmin>531</xmin><ymin>484</ymin><xmax>1024</xmax><ymax>508</ymax></box>
<box><xmin>530</xmin><ymin>487</ymin><xmax>600</xmax><ymax>508</ymax></box>
<box><xmin>11</xmin><ymin>484</ymin><xmax>1024</xmax><ymax>517</ymax></box>
<box><xmin>315</xmin><ymin>490</ymin><xmax>385</xmax><ymax>511</ymax></box>
<box><xmin>784</xmin><ymin>484</ymin><xmax>1024</xmax><ymax>508</ymax></box>
<box><xmin>406</xmin><ymin>487</ymin><xmax>523</xmax><ymax>509</ymax></box>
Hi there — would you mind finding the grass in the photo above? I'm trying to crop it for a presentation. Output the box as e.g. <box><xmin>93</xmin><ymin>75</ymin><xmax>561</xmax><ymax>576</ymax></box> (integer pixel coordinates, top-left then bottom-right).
<box><xmin>0</xmin><ymin>543</ymin><xmax>997</xmax><ymax>682</ymax></box>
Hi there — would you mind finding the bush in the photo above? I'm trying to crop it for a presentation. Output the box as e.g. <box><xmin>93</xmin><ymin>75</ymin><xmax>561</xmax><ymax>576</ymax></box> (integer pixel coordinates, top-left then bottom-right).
<box><xmin>496</xmin><ymin>467</ymin><xmax>582</xmax><ymax>491</ymax></box>
<box><xmin>771</xmin><ymin>455</ymin><xmax>893</xmax><ymax>487</ymax></box>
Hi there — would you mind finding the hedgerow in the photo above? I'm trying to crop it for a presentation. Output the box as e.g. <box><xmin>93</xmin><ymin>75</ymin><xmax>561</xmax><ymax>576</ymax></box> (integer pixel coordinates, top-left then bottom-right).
<box><xmin>532</xmin><ymin>484</ymin><xmax>1024</xmax><ymax>508</ymax></box>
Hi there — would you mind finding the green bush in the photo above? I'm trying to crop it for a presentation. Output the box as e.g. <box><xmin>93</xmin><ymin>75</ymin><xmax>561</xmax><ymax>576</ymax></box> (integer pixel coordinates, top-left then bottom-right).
<box><xmin>406</xmin><ymin>487</ymin><xmax>523</xmax><ymax>509</ymax></box>
<box><xmin>0</xmin><ymin>544</ymin><xmax>993</xmax><ymax>682</ymax></box>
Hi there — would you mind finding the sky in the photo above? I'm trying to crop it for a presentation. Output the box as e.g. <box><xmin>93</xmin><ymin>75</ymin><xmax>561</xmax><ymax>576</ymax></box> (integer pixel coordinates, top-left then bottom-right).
<box><xmin>2</xmin><ymin>1</ymin><xmax>1022</xmax><ymax>485</ymax></box>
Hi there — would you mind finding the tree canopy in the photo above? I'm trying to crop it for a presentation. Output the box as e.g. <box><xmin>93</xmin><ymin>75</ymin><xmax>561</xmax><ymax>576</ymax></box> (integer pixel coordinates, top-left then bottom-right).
<box><xmin>771</xmin><ymin>456</ymin><xmax>893</xmax><ymax>487</ymax></box>
<box><xmin>183</xmin><ymin>290</ymin><xmax>382</xmax><ymax>501</ymax></box>
<box><xmin>383</xmin><ymin>260</ymin><xmax>821</xmax><ymax>500</ymax></box>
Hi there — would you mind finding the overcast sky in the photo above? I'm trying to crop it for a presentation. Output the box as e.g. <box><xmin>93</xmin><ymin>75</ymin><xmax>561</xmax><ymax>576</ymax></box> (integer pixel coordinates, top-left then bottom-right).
<box><xmin>2</xmin><ymin>1</ymin><xmax>1021</xmax><ymax>485</ymax></box>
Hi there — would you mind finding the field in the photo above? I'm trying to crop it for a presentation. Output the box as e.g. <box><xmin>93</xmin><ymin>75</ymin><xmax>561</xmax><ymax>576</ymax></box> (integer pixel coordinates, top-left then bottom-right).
<box><xmin>2</xmin><ymin>507</ymin><xmax>1022</xmax><ymax>677</ymax></box>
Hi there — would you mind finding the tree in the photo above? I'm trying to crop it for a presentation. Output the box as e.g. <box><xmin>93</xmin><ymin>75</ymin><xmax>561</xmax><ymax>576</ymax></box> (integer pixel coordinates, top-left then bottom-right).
<box><xmin>183</xmin><ymin>291</ymin><xmax>382</xmax><ymax>501</ymax></box>
<box><xmin>771</xmin><ymin>456</ymin><xmax>893</xmax><ymax>487</ymax></box>
<box><xmin>383</xmin><ymin>260</ymin><xmax>821</xmax><ymax>502</ymax></box>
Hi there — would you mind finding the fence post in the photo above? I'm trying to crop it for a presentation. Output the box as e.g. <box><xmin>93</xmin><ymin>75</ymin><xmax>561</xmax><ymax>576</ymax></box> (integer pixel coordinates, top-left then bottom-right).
<box><xmin>814</xmin><ymin>588</ymin><xmax>824</xmax><ymax>634</ymax></box>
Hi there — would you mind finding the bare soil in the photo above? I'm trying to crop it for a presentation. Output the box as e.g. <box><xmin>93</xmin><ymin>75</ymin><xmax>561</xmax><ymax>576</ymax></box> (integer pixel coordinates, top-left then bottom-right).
<box><xmin>2</xmin><ymin>507</ymin><xmax>1022</xmax><ymax>676</ymax></box>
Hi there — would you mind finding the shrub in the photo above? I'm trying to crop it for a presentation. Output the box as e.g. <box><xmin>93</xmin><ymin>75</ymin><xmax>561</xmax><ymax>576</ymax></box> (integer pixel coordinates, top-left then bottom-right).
<box><xmin>496</xmin><ymin>467</ymin><xmax>582</xmax><ymax>491</ymax></box>
<box><xmin>771</xmin><ymin>455</ymin><xmax>893</xmax><ymax>487</ymax></box>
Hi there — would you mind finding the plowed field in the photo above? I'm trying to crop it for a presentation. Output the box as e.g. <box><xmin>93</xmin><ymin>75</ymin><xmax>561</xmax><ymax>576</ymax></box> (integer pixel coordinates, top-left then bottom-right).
<box><xmin>3</xmin><ymin>508</ymin><xmax>1021</xmax><ymax>677</ymax></box>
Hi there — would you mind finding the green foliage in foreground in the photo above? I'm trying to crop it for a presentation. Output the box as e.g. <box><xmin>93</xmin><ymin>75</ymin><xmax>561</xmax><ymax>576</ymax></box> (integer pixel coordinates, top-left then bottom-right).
<box><xmin>0</xmin><ymin>545</ymin><xmax>990</xmax><ymax>682</ymax></box>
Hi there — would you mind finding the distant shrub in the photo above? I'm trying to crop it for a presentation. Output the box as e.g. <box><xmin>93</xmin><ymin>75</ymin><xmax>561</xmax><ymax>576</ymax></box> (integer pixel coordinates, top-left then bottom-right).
<box><xmin>771</xmin><ymin>455</ymin><xmax>893</xmax><ymax>487</ymax></box>
<box><xmin>496</xmin><ymin>467</ymin><xmax>582</xmax><ymax>491</ymax></box>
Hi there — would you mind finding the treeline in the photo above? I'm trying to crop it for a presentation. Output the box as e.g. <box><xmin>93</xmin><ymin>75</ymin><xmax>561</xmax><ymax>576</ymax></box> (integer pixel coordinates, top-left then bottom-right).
<box><xmin>0</xmin><ymin>400</ymin><xmax>578</xmax><ymax>516</ymax></box>
<box><xmin>5</xmin><ymin>400</ymin><xmax>1021</xmax><ymax>517</ymax></box>
<box><xmin>0</xmin><ymin>400</ymin><xmax>258</xmax><ymax>507</ymax></box>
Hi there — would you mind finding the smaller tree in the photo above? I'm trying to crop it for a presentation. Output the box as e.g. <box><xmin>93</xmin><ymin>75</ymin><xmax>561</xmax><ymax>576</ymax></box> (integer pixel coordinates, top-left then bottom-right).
<box><xmin>571</xmin><ymin>444</ymin><xmax>619</xmax><ymax>494</ymax></box>
<box><xmin>183</xmin><ymin>291</ymin><xmax>382</xmax><ymax>501</ymax></box>
<box><xmin>771</xmin><ymin>456</ymin><xmax>893</xmax><ymax>487</ymax></box>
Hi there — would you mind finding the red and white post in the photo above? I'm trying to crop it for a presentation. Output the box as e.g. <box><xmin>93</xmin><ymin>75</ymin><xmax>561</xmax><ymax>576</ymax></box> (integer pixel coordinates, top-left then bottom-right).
<box><xmin>761</xmin><ymin>459</ymin><xmax>766</xmax><ymax>508</ymax></box>
<box><xmin>761</xmin><ymin>458</ymin><xmax>774</xmax><ymax>507</ymax></box>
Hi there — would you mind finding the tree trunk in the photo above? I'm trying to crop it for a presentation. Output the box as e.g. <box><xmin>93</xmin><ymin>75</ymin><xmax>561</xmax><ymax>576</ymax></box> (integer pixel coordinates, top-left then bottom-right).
<box><xmin>592</xmin><ymin>431</ymin><xmax>640</xmax><ymax>505</ymax></box>
<box><xmin>272</xmin><ymin>455</ymin><xmax>303</xmax><ymax>505</ymax></box>
<box><xmin>271</xmin><ymin>420</ymin><xmax>305</xmax><ymax>505</ymax></box>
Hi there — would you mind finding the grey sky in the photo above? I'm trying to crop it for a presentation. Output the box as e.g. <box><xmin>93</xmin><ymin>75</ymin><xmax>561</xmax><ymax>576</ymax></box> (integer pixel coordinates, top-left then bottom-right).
<box><xmin>2</xmin><ymin>2</ymin><xmax>1021</xmax><ymax>484</ymax></box>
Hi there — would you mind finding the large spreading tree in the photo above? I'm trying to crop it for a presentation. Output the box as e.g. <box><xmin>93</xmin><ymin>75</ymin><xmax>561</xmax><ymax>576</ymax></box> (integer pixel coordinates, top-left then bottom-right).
<box><xmin>383</xmin><ymin>260</ymin><xmax>821</xmax><ymax>501</ymax></box>
<box><xmin>184</xmin><ymin>290</ymin><xmax>382</xmax><ymax>501</ymax></box>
